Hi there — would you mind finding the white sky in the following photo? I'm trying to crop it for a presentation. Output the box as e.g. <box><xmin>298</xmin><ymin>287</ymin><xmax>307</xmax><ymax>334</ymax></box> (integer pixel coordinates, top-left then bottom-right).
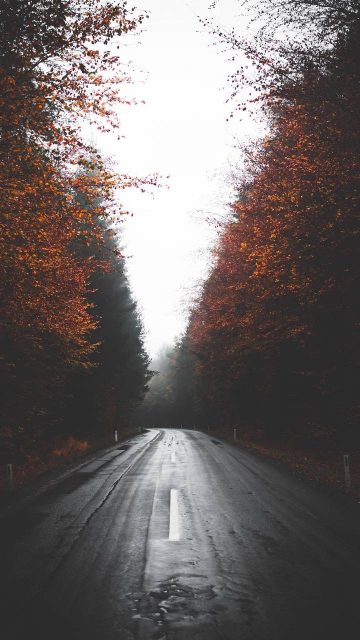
<box><xmin>95</xmin><ymin>0</ymin><xmax>264</xmax><ymax>358</ymax></box>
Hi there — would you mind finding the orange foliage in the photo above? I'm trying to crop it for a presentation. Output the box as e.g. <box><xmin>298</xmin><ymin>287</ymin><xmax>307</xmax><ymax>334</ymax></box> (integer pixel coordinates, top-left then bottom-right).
<box><xmin>0</xmin><ymin>1</ymin><xmax>144</xmax><ymax>367</ymax></box>
<box><xmin>0</xmin><ymin>1</ymin><xmax>151</xmax><ymax>433</ymax></box>
<box><xmin>188</xmin><ymin>23</ymin><xmax>360</xmax><ymax>439</ymax></box>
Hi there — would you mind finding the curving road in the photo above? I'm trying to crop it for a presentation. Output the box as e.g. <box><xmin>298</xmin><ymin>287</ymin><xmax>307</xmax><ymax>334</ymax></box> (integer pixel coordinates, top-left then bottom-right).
<box><xmin>1</xmin><ymin>428</ymin><xmax>360</xmax><ymax>639</ymax></box>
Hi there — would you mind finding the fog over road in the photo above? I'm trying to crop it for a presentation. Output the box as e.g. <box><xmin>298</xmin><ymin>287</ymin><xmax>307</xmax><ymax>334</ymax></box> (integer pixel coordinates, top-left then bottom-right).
<box><xmin>1</xmin><ymin>428</ymin><xmax>360</xmax><ymax>640</ymax></box>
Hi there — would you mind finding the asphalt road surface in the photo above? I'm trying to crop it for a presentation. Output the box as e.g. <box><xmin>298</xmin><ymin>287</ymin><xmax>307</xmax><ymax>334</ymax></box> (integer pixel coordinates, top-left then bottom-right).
<box><xmin>1</xmin><ymin>428</ymin><xmax>360</xmax><ymax>640</ymax></box>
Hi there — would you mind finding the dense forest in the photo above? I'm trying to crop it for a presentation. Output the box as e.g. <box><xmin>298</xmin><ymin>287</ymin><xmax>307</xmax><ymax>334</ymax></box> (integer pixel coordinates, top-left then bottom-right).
<box><xmin>1</xmin><ymin>0</ymin><xmax>359</xmax><ymax>482</ymax></box>
<box><xmin>145</xmin><ymin>0</ymin><xmax>360</xmax><ymax>453</ymax></box>
<box><xmin>189</xmin><ymin>0</ymin><xmax>360</xmax><ymax>450</ymax></box>
<box><xmin>0</xmin><ymin>0</ymin><xmax>151</xmax><ymax>468</ymax></box>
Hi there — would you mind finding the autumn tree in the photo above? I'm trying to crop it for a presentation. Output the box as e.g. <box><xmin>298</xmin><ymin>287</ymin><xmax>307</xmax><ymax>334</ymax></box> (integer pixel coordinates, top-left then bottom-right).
<box><xmin>189</xmin><ymin>1</ymin><xmax>360</xmax><ymax>447</ymax></box>
<box><xmin>0</xmin><ymin>1</ymin><xmax>150</xmax><ymax>443</ymax></box>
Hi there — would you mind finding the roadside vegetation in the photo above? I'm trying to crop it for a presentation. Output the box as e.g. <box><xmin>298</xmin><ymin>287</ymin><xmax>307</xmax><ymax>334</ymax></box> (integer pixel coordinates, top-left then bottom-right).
<box><xmin>0</xmin><ymin>0</ymin><xmax>152</xmax><ymax>490</ymax></box>
<box><xmin>138</xmin><ymin>1</ymin><xmax>360</xmax><ymax>495</ymax></box>
<box><xmin>188</xmin><ymin>0</ymin><xmax>360</xmax><ymax>451</ymax></box>
<box><xmin>2</xmin><ymin>1</ymin><xmax>359</xmax><ymax>497</ymax></box>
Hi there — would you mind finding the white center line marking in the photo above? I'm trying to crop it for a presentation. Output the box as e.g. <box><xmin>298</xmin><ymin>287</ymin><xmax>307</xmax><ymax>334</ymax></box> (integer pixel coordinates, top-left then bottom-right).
<box><xmin>171</xmin><ymin>451</ymin><xmax>176</xmax><ymax>463</ymax></box>
<box><xmin>169</xmin><ymin>489</ymin><xmax>180</xmax><ymax>541</ymax></box>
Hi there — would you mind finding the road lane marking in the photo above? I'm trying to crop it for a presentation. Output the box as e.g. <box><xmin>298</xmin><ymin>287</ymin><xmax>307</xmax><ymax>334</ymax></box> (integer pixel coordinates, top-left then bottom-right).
<box><xmin>169</xmin><ymin>489</ymin><xmax>180</xmax><ymax>541</ymax></box>
<box><xmin>171</xmin><ymin>451</ymin><xmax>176</xmax><ymax>463</ymax></box>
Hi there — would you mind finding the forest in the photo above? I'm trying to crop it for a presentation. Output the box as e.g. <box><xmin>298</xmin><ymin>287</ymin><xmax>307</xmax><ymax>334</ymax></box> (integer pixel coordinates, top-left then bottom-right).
<box><xmin>141</xmin><ymin>0</ymin><xmax>360</xmax><ymax>456</ymax></box>
<box><xmin>0</xmin><ymin>0</ymin><xmax>359</xmax><ymax>490</ymax></box>
<box><xmin>0</xmin><ymin>0</ymin><xmax>152</xmax><ymax>480</ymax></box>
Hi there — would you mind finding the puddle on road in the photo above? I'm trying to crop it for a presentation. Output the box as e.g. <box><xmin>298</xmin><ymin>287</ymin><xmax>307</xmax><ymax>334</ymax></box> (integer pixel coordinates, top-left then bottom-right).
<box><xmin>131</xmin><ymin>577</ymin><xmax>223</xmax><ymax>639</ymax></box>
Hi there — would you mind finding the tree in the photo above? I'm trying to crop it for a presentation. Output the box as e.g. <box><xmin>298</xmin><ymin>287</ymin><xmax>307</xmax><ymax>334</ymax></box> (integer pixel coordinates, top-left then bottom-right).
<box><xmin>67</xmin><ymin>221</ymin><xmax>152</xmax><ymax>436</ymax></box>
<box><xmin>189</xmin><ymin>3</ymin><xmax>360</xmax><ymax>447</ymax></box>
<box><xmin>0</xmin><ymin>1</ymin><xmax>151</xmax><ymax>439</ymax></box>
<box><xmin>134</xmin><ymin>341</ymin><xmax>197</xmax><ymax>428</ymax></box>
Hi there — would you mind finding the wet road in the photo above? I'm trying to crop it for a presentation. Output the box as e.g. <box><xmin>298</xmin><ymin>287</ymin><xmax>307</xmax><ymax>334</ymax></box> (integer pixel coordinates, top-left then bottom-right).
<box><xmin>1</xmin><ymin>428</ymin><xmax>360</xmax><ymax>640</ymax></box>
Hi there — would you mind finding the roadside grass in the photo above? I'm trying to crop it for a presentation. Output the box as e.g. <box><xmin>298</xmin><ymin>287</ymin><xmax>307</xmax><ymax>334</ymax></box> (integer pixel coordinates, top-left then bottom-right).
<box><xmin>211</xmin><ymin>425</ymin><xmax>360</xmax><ymax>500</ymax></box>
<box><xmin>0</xmin><ymin>428</ymin><xmax>139</xmax><ymax>496</ymax></box>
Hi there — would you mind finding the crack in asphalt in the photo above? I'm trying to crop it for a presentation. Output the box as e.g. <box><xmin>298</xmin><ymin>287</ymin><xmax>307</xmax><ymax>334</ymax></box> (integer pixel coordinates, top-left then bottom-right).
<box><xmin>4</xmin><ymin>429</ymin><xmax>360</xmax><ymax>640</ymax></box>
<box><xmin>4</xmin><ymin>431</ymin><xmax>163</xmax><ymax>639</ymax></box>
<box><xmin>46</xmin><ymin>432</ymin><xmax>163</xmax><ymax>587</ymax></box>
